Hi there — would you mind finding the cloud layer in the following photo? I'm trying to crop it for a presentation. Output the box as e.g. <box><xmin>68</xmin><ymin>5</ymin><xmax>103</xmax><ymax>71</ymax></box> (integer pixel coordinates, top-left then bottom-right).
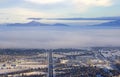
<box><xmin>0</xmin><ymin>26</ymin><xmax>120</xmax><ymax>49</ymax></box>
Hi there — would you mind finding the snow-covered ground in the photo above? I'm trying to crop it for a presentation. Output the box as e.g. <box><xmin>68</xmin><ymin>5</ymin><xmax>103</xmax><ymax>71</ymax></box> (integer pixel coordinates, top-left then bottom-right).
<box><xmin>0</xmin><ymin>59</ymin><xmax>47</xmax><ymax>74</ymax></box>
<box><xmin>100</xmin><ymin>50</ymin><xmax>120</xmax><ymax>58</ymax></box>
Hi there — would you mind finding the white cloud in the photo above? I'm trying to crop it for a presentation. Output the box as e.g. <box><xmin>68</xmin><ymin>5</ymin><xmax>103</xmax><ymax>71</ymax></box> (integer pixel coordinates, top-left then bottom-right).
<box><xmin>0</xmin><ymin>7</ymin><xmax>63</xmax><ymax>23</ymax></box>
<box><xmin>71</xmin><ymin>0</ymin><xmax>113</xmax><ymax>12</ymax></box>
<box><xmin>24</xmin><ymin>0</ymin><xmax>113</xmax><ymax>13</ymax></box>
<box><xmin>73</xmin><ymin>0</ymin><xmax>112</xmax><ymax>7</ymax></box>
<box><xmin>24</xmin><ymin>0</ymin><xmax>113</xmax><ymax>7</ymax></box>
<box><xmin>0</xmin><ymin>8</ymin><xmax>40</xmax><ymax>23</ymax></box>
<box><xmin>24</xmin><ymin>0</ymin><xmax>112</xmax><ymax>6</ymax></box>
<box><xmin>25</xmin><ymin>0</ymin><xmax>64</xmax><ymax>4</ymax></box>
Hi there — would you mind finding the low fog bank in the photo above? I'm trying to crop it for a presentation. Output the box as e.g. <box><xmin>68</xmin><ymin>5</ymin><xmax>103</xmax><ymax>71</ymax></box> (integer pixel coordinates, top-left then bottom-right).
<box><xmin>0</xmin><ymin>27</ymin><xmax>120</xmax><ymax>49</ymax></box>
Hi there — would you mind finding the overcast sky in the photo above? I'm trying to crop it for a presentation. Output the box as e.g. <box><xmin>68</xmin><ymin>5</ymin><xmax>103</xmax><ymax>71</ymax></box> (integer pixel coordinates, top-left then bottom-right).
<box><xmin>0</xmin><ymin>0</ymin><xmax>120</xmax><ymax>23</ymax></box>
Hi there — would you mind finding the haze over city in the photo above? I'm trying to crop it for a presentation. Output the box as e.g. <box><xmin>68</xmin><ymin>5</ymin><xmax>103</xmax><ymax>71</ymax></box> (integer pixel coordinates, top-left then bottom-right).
<box><xmin>0</xmin><ymin>0</ymin><xmax>120</xmax><ymax>49</ymax></box>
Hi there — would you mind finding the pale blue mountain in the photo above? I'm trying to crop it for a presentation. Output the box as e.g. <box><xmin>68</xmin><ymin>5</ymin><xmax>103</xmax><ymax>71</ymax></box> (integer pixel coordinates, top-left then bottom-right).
<box><xmin>53</xmin><ymin>23</ymin><xmax>68</xmax><ymax>26</ymax></box>
<box><xmin>1</xmin><ymin>21</ymin><xmax>69</xmax><ymax>27</ymax></box>
<box><xmin>92</xmin><ymin>20</ymin><xmax>120</xmax><ymax>27</ymax></box>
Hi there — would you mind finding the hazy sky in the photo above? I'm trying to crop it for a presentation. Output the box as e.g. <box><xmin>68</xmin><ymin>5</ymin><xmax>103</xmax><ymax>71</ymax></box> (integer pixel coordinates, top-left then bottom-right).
<box><xmin>0</xmin><ymin>0</ymin><xmax>120</xmax><ymax>49</ymax></box>
<box><xmin>0</xmin><ymin>0</ymin><xmax>120</xmax><ymax>23</ymax></box>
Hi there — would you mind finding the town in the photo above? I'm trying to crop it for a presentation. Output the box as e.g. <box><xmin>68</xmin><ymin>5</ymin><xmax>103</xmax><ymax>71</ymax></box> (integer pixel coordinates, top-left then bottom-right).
<box><xmin>0</xmin><ymin>47</ymin><xmax>120</xmax><ymax>77</ymax></box>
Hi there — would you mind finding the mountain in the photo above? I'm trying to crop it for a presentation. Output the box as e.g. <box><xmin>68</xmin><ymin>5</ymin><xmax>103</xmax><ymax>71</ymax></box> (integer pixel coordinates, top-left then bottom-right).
<box><xmin>92</xmin><ymin>20</ymin><xmax>120</xmax><ymax>27</ymax></box>
<box><xmin>53</xmin><ymin>23</ymin><xmax>69</xmax><ymax>26</ymax></box>
<box><xmin>1</xmin><ymin>21</ymin><xmax>69</xmax><ymax>27</ymax></box>
<box><xmin>26</xmin><ymin>21</ymin><xmax>49</xmax><ymax>26</ymax></box>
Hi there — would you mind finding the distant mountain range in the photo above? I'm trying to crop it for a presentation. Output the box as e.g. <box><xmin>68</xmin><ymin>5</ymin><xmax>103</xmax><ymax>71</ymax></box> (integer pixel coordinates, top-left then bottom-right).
<box><xmin>1</xmin><ymin>21</ymin><xmax>69</xmax><ymax>27</ymax></box>
<box><xmin>0</xmin><ymin>18</ymin><xmax>120</xmax><ymax>28</ymax></box>
<box><xmin>92</xmin><ymin>20</ymin><xmax>120</xmax><ymax>27</ymax></box>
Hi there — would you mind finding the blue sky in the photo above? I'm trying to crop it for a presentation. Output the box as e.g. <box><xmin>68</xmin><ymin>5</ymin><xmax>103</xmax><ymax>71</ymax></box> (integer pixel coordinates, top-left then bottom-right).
<box><xmin>0</xmin><ymin>0</ymin><xmax>120</xmax><ymax>23</ymax></box>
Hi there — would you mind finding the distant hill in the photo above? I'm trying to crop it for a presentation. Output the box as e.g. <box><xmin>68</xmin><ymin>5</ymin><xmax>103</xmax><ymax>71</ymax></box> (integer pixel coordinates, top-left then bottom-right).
<box><xmin>1</xmin><ymin>21</ymin><xmax>69</xmax><ymax>27</ymax></box>
<box><xmin>92</xmin><ymin>20</ymin><xmax>120</xmax><ymax>27</ymax></box>
<box><xmin>53</xmin><ymin>23</ymin><xmax>68</xmax><ymax>26</ymax></box>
